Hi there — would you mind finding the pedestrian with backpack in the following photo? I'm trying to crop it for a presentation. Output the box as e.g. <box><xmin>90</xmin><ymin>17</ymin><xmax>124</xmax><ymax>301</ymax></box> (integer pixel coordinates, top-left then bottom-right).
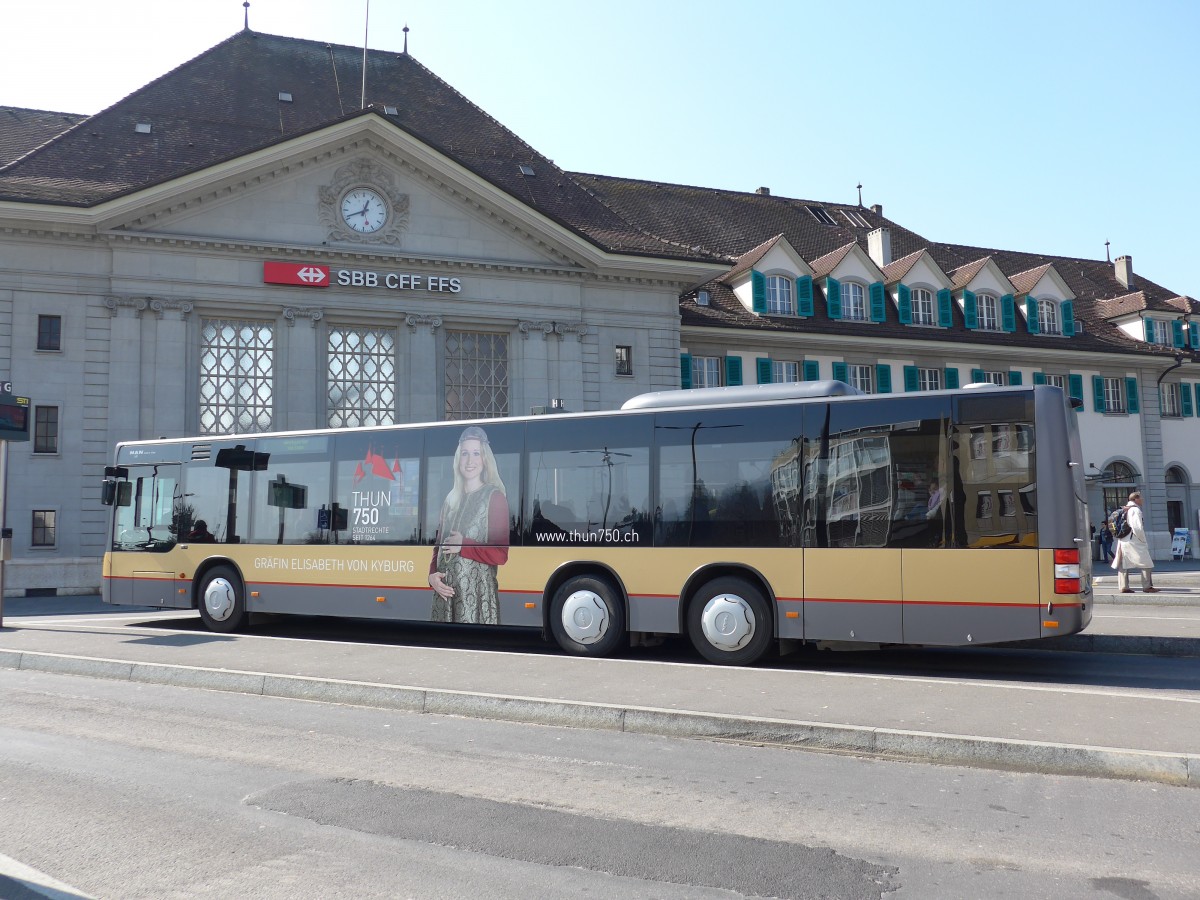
<box><xmin>1110</xmin><ymin>491</ymin><xmax>1158</xmax><ymax>593</ymax></box>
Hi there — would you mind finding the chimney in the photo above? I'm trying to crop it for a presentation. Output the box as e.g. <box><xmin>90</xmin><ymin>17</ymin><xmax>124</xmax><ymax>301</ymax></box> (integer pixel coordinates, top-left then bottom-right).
<box><xmin>1115</xmin><ymin>255</ymin><xmax>1134</xmax><ymax>290</ymax></box>
<box><xmin>756</xmin><ymin>186</ymin><xmax>770</xmax><ymax>195</ymax></box>
<box><xmin>867</xmin><ymin>227</ymin><xmax>892</xmax><ymax>268</ymax></box>
<box><xmin>870</xmin><ymin>203</ymin><xmax>882</xmax><ymax>215</ymax></box>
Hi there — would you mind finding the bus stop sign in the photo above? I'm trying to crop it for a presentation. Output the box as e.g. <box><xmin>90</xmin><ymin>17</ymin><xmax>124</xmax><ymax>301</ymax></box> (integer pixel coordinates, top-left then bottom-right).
<box><xmin>0</xmin><ymin>391</ymin><xmax>30</xmax><ymax>442</ymax></box>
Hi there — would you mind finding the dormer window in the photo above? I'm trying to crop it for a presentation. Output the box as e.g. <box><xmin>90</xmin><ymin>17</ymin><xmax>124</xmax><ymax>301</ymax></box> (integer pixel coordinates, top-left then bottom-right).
<box><xmin>842</xmin><ymin>282</ymin><xmax>866</xmax><ymax>320</ymax></box>
<box><xmin>696</xmin><ymin>290</ymin><xmax>710</xmax><ymax>306</ymax></box>
<box><xmin>976</xmin><ymin>293</ymin><xmax>999</xmax><ymax>330</ymax></box>
<box><xmin>911</xmin><ymin>288</ymin><xmax>935</xmax><ymax>325</ymax></box>
<box><xmin>1037</xmin><ymin>299</ymin><xmax>1060</xmax><ymax>335</ymax></box>
<box><xmin>1146</xmin><ymin>318</ymin><xmax>1173</xmax><ymax>346</ymax></box>
<box><xmin>766</xmin><ymin>275</ymin><xmax>793</xmax><ymax>315</ymax></box>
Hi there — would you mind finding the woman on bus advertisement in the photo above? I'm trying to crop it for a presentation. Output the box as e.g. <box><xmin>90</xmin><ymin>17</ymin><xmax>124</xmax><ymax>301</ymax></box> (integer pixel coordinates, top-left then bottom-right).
<box><xmin>428</xmin><ymin>426</ymin><xmax>510</xmax><ymax>624</ymax></box>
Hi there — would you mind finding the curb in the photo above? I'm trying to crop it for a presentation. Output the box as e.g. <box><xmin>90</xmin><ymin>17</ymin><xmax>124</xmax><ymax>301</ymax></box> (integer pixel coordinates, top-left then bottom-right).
<box><xmin>2</xmin><ymin>648</ymin><xmax>1195</xmax><ymax>790</ymax></box>
<box><xmin>1007</xmin><ymin>634</ymin><xmax>1200</xmax><ymax>657</ymax></box>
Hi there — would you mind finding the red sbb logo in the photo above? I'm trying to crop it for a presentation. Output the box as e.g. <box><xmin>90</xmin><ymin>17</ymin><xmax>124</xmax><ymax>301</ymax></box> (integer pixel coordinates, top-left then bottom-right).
<box><xmin>263</xmin><ymin>261</ymin><xmax>330</xmax><ymax>287</ymax></box>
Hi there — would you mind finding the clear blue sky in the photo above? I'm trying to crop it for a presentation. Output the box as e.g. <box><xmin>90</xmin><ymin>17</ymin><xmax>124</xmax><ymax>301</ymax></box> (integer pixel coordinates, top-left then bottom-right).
<box><xmin>5</xmin><ymin>0</ymin><xmax>1198</xmax><ymax>299</ymax></box>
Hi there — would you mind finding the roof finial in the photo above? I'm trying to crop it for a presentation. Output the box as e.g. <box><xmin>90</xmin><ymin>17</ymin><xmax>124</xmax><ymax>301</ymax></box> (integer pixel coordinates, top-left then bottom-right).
<box><xmin>856</xmin><ymin>182</ymin><xmax>863</xmax><ymax>207</ymax></box>
<box><xmin>243</xmin><ymin>1</ymin><xmax>250</xmax><ymax>30</ymax></box>
<box><xmin>1105</xmin><ymin>239</ymin><xmax>1111</xmax><ymax>263</ymax></box>
<box><xmin>403</xmin><ymin>24</ymin><xmax>410</xmax><ymax>54</ymax></box>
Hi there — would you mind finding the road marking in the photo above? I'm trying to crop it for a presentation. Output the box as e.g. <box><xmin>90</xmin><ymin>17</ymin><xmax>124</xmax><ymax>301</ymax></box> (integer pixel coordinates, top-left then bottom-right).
<box><xmin>0</xmin><ymin>851</ymin><xmax>96</xmax><ymax>900</ymax></box>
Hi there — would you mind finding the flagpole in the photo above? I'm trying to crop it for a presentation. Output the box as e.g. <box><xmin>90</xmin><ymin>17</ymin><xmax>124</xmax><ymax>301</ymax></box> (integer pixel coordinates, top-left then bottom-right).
<box><xmin>361</xmin><ymin>0</ymin><xmax>370</xmax><ymax>109</ymax></box>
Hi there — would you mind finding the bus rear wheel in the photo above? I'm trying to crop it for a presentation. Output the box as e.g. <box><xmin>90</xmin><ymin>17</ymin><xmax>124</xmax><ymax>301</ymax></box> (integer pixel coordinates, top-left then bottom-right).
<box><xmin>550</xmin><ymin>574</ymin><xmax>626</xmax><ymax>657</ymax></box>
<box><xmin>197</xmin><ymin>565</ymin><xmax>247</xmax><ymax>633</ymax></box>
<box><xmin>687</xmin><ymin>577</ymin><xmax>773</xmax><ymax>666</ymax></box>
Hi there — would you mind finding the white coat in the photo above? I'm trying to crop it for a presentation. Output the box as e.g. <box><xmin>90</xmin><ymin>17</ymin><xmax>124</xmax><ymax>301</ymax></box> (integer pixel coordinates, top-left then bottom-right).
<box><xmin>1111</xmin><ymin>502</ymin><xmax>1154</xmax><ymax>571</ymax></box>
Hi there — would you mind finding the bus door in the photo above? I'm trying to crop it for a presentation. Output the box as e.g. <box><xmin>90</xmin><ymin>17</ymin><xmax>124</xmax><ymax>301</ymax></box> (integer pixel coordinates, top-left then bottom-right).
<box><xmin>108</xmin><ymin>464</ymin><xmax>184</xmax><ymax>608</ymax></box>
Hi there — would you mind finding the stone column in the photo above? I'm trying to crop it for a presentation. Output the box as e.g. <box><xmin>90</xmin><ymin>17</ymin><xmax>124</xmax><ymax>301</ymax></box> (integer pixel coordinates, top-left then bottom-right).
<box><xmin>280</xmin><ymin>306</ymin><xmax>324</xmax><ymax>432</ymax></box>
<box><xmin>405</xmin><ymin>314</ymin><xmax>442</xmax><ymax>423</ymax></box>
<box><xmin>148</xmin><ymin>298</ymin><xmax>193</xmax><ymax>438</ymax></box>
<box><xmin>105</xmin><ymin>297</ymin><xmax>147</xmax><ymax>442</ymax></box>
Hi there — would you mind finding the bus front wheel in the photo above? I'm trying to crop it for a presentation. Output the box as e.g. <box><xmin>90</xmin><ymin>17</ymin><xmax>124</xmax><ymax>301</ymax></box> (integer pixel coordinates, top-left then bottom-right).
<box><xmin>549</xmin><ymin>574</ymin><xmax>626</xmax><ymax>657</ymax></box>
<box><xmin>687</xmin><ymin>577</ymin><xmax>773</xmax><ymax>666</ymax></box>
<box><xmin>197</xmin><ymin>565</ymin><xmax>247</xmax><ymax>633</ymax></box>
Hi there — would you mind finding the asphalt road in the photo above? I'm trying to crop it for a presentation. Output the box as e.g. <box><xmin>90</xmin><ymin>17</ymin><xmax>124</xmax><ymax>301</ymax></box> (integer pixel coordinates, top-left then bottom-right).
<box><xmin>2</xmin><ymin>664</ymin><xmax>1199</xmax><ymax>899</ymax></box>
<box><xmin>2</xmin><ymin>593</ymin><xmax>1199</xmax><ymax>789</ymax></box>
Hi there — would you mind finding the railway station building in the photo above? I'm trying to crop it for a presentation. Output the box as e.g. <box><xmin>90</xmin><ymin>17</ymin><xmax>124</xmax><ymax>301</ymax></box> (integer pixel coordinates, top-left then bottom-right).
<box><xmin>1</xmin><ymin>27</ymin><xmax>1197</xmax><ymax>593</ymax></box>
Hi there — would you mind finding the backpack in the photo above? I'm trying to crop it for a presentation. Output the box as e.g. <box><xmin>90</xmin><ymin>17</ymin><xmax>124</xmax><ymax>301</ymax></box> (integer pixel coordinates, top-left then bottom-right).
<box><xmin>1109</xmin><ymin>507</ymin><xmax>1132</xmax><ymax>540</ymax></box>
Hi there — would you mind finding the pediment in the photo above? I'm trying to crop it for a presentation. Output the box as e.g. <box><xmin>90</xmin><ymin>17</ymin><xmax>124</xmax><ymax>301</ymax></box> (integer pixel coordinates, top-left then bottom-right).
<box><xmin>91</xmin><ymin>117</ymin><xmax>613</xmax><ymax>271</ymax></box>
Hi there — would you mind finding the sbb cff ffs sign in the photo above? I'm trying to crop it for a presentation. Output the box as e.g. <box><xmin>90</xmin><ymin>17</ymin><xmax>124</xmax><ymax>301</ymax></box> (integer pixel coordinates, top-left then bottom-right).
<box><xmin>263</xmin><ymin>262</ymin><xmax>330</xmax><ymax>287</ymax></box>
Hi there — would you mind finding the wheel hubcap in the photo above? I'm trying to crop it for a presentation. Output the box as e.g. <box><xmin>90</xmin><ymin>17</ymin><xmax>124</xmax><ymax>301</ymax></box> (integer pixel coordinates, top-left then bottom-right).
<box><xmin>700</xmin><ymin>593</ymin><xmax>755</xmax><ymax>651</ymax></box>
<box><xmin>561</xmin><ymin>590</ymin><xmax>609</xmax><ymax>644</ymax></box>
<box><xmin>204</xmin><ymin>577</ymin><xmax>236</xmax><ymax>622</ymax></box>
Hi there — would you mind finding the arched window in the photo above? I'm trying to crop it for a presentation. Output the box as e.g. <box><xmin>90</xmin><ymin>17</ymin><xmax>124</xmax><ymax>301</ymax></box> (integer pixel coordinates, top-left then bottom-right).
<box><xmin>1037</xmin><ymin>299</ymin><xmax>1060</xmax><ymax>335</ymax></box>
<box><xmin>976</xmin><ymin>293</ymin><xmax>999</xmax><ymax>330</ymax></box>
<box><xmin>1105</xmin><ymin>461</ymin><xmax>1136</xmax><ymax>481</ymax></box>
<box><xmin>1102</xmin><ymin>461</ymin><xmax>1137</xmax><ymax>514</ymax></box>
<box><xmin>1166</xmin><ymin>466</ymin><xmax>1188</xmax><ymax>484</ymax></box>
<box><xmin>910</xmin><ymin>288</ymin><xmax>935</xmax><ymax>325</ymax></box>
<box><xmin>842</xmin><ymin>282</ymin><xmax>866</xmax><ymax>320</ymax></box>
<box><xmin>765</xmin><ymin>275</ymin><xmax>793</xmax><ymax>315</ymax></box>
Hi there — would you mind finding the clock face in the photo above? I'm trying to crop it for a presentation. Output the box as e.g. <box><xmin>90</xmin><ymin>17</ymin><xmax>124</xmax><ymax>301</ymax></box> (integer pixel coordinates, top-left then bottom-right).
<box><xmin>340</xmin><ymin>187</ymin><xmax>388</xmax><ymax>234</ymax></box>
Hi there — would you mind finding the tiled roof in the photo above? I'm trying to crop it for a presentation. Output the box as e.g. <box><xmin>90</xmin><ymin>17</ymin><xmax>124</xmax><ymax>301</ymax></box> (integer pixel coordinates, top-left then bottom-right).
<box><xmin>881</xmin><ymin>250</ymin><xmax>924</xmax><ymax>285</ymax></box>
<box><xmin>0</xmin><ymin>31</ymin><xmax>690</xmax><ymax>260</ymax></box>
<box><xmin>0</xmin><ymin>30</ymin><xmax>1190</xmax><ymax>361</ymax></box>
<box><xmin>949</xmin><ymin>257</ymin><xmax>992</xmax><ymax>290</ymax></box>
<box><xmin>809</xmin><ymin>242</ymin><xmax>856</xmax><ymax>279</ymax></box>
<box><xmin>1008</xmin><ymin>263</ymin><xmax>1054</xmax><ymax>297</ymax></box>
<box><xmin>722</xmin><ymin>234</ymin><xmax>782</xmax><ymax>283</ymax></box>
<box><xmin>0</xmin><ymin>107</ymin><xmax>85</xmax><ymax>166</ymax></box>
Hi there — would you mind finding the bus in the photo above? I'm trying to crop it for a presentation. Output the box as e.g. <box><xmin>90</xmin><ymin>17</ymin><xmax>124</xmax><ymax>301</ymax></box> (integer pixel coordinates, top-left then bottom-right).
<box><xmin>100</xmin><ymin>381</ymin><xmax>1092</xmax><ymax>665</ymax></box>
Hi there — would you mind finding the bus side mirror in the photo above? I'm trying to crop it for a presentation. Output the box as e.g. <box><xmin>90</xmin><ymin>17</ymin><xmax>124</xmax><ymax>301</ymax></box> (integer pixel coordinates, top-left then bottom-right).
<box><xmin>101</xmin><ymin>479</ymin><xmax>117</xmax><ymax>506</ymax></box>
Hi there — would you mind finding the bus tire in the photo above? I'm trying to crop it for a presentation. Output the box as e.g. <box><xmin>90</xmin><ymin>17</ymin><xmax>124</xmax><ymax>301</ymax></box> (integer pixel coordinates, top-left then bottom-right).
<box><xmin>687</xmin><ymin>576</ymin><xmax>773</xmax><ymax>666</ymax></box>
<box><xmin>549</xmin><ymin>574</ymin><xmax>626</xmax><ymax>657</ymax></box>
<box><xmin>197</xmin><ymin>565</ymin><xmax>247</xmax><ymax>633</ymax></box>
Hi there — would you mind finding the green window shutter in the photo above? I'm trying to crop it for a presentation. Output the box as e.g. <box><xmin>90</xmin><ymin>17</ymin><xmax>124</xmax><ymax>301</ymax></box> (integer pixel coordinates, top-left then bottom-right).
<box><xmin>751</xmin><ymin>270</ymin><xmax>766</xmax><ymax>314</ymax></box>
<box><xmin>826</xmin><ymin>277</ymin><xmax>842</xmax><ymax>320</ymax></box>
<box><xmin>832</xmin><ymin>361</ymin><xmax>848</xmax><ymax>383</ymax></box>
<box><xmin>963</xmin><ymin>290</ymin><xmax>978</xmax><ymax>329</ymax></box>
<box><xmin>1125</xmin><ymin>377</ymin><xmax>1140</xmax><ymax>413</ymax></box>
<box><xmin>971</xmin><ymin>368</ymin><xmax>986</xmax><ymax>384</ymax></box>
<box><xmin>795</xmin><ymin>275</ymin><xmax>814</xmax><ymax>316</ymax></box>
<box><xmin>1009</xmin><ymin>371</ymin><xmax>1023</xmax><ymax>386</ymax></box>
<box><xmin>1182</xmin><ymin>384</ymin><xmax>1194</xmax><ymax>417</ymax></box>
<box><xmin>1061</xmin><ymin>300</ymin><xmax>1075</xmax><ymax>337</ymax></box>
<box><xmin>680</xmin><ymin>353</ymin><xmax>692</xmax><ymax>390</ymax></box>
<box><xmin>897</xmin><ymin>284</ymin><xmax>912</xmax><ymax>325</ymax></box>
<box><xmin>869</xmin><ymin>282</ymin><xmax>886</xmax><ymax>322</ymax></box>
<box><xmin>1144</xmin><ymin>319</ymin><xmax>1154</xmax><ymax>342</ymax></box>
<box><xmin>937</xmin><ymin>288</ymin><xmax>953</xmax><ymax>327</ymax></box>
<box><xmin>1068</xmin><ymin>373</ymin><xmax>1084</xmax><ymax>403</ymax></box>
<box><xmin>944</xmin><ymin>367</ymin><xmax>960</xmax><ymax>389</ymax></box>
<box><xmin>803</xmin><ymin>360</ymin><xmax>820</xmax><ymax>381</ymax></box>
<box><xmin>1025</xmin><ymin>297</ymin><xmax>1040</xmax><ymax>334</ymax></box>
<box><xmin>1092</xmin><ymin>375</ymin><xmax>1106</xmax><ymax>412</ymax></box>
<box><xmin>1000</xmin><ymin>294</ymin><xmax>1016</xmax><ymax>332</ymax></box>
<box><xmin>1191</xmin><ymin>323</ymin><xmax>1200</xmax><ymax>350</ymax></box>
<box><xmin>1195</xmin><ymin>384</ymin><xmax>1200</xmax><ymax>416</ymax></box>
<box><xmin>725</xmin><ymin>356</ymin><xmax>743</xmax><ymax>386</ymax></box>
<box><xmin>876</xmin><ymin>364</ymin><xmax>892</xmax><ymax>393</ymax></box>
<box><xmin>756</xmin><ymin>357</ymin><xmax>773</xmax><ymax>384</ymax></box>
<box><xmin>1173</xmin><ymin>320</ymin><xmax>1185</xmax><ymax>349</ymax></box>
<box><xmin>903</xmin><ymin>365</ymin><xmax>920</xmax><ymax>392</ymax></box>
<box><xmin>1033</xmin><ymin>372</ymin><xmax>1046</xmax><ymax>385</ymax></box>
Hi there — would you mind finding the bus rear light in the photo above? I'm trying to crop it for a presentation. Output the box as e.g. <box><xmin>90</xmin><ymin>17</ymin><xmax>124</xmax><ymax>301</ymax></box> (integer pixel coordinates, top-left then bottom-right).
<box><xmin>376</xmin><ymin>596</ymin><xmax>386</xmax><ymax>603</ymax></box>
<box><xmin>1055</xmin><ymin>578</ymin><xmax>1081</xmax><ymax>594</ymax></box>
<box><xmin>1054</xmin><ymin>548</ymin><xmax>1079</xmax><ymax>565</ymax></box>
<box><xmin>1043</xmin><ymin>620</ymin><xmax>1060</xmax><ymax>628</ymax></box>
<box><xmin>524</xmin><ymin>602</ymin><xmax>537</xmax><ymax>609</ymax></box>
<box><xmin>1054</xmin><ymin>547</ymin><xmax>1080</xmax><ymax>593</ymax></box>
